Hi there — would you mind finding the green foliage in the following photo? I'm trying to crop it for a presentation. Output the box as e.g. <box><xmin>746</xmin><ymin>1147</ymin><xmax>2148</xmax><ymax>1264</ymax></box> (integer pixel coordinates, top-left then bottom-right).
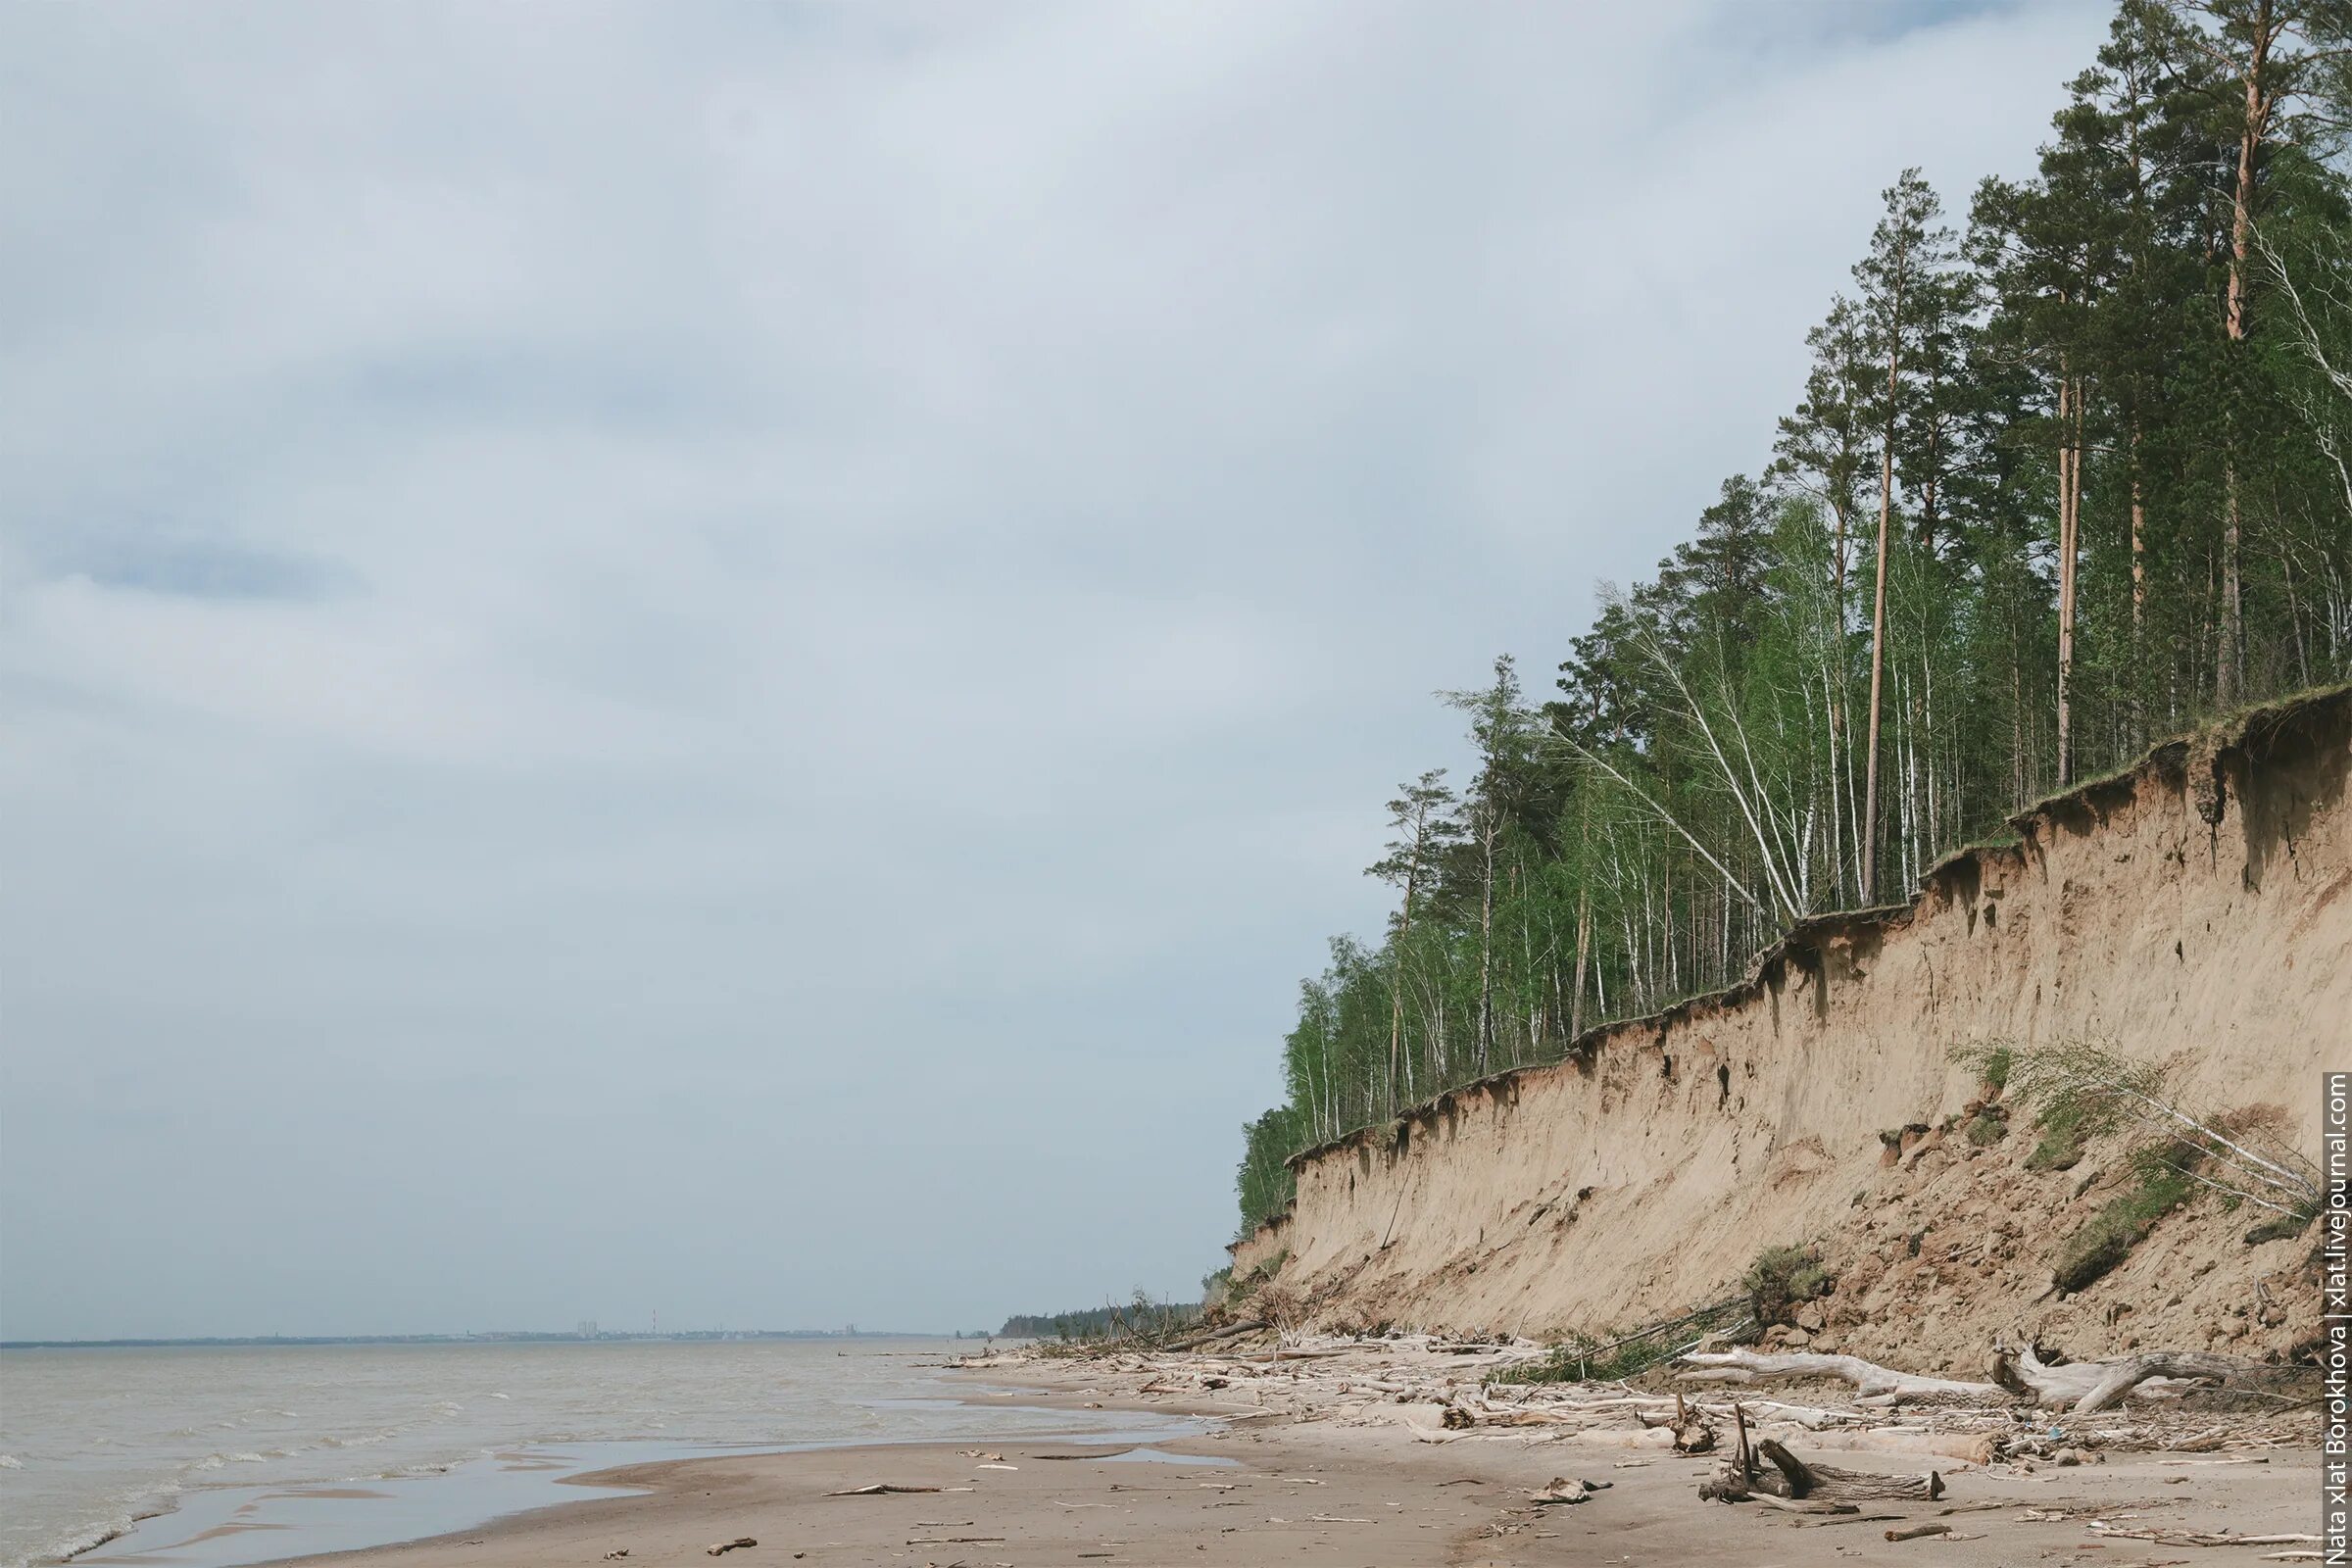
<box><xmin>2051</xmin><ymin>1154</ymin><xmax>2195</xmax><ymax>1292</ymax></box>
<box><xmin>2244</xmin><ymin>1213</ymin><xmax>2314</xmax><ymax>1247</ymax></box>
<box><xmin>1957</xmin><ymin>1038</ymin><xmax>2321</xmax><ymax>1215</ymax></box>
<box><xmin>1964</xmin><ymin>1109</ymin><xmax>2009</xmax><ymax>1147</ymax></box>
<box><xmin>2026</xmin><ymin>1120</ymin><xmax>2086</xmax><ymax>1172</ymax></box>
<box><xmin>1488</xmin><ymin>1298</ymin><xmax>1751</xmax><ymax>1387</ymax></box>
<box><xmin>1233</xmin><ymin>0</ymin><xmax>2352</xmax><ymax>1235</ymax></box>
<box><xmin>1494</xmin><ymin>1334</ymin><xmax>1667</xmax><ymax>1387</ymax></box>
<box><xmin>1743</xmin><ymin>1246</ymin><xmax>1834</xmax><ymax>1327</ymax></box>
<box><xmin>1236</xmin><ymin>1104</ymin><xmax>1304</xmax><ymax>1237</ymax></box>
<box><xmin>1976</xmin><ymin>1045</ymin><xmax>2014</xmax><ymax>1093</ymax></box>
<box><xmin>999</xmin><ymin>1292</ymin><xmax>1203</xmax><ymax>1344</ymax></box>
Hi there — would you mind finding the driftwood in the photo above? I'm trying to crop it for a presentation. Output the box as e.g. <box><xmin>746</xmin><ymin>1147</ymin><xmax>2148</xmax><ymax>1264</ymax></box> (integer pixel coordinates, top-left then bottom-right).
<box><xmin>1159</xmin><ymin>1319</ymin><xmax>1268</xmax><ymax>1352</ymax></box>
<box><xmin>825</xmin><ymin>1484</ymin><xmax>943</xmax><ymax>1496</ymax></box>
<box><xmin>1993</xmin><ymin>1346</ymin><xmax>2256</xmax><ymax>1414</ymax></box>
<box><xmin>1700</xmin><ymin>1404</ymin><xmax>1946</xmax><ymax>1507</ymax></box>
<box><xmin>2086</xmin><ymin>1524</ymin><xmax>2321</xmax><ymax>1547</ymax></box>
<box><xmin>1684</xmin><ymin>1344</ymin><xmax>2266</xmax><ymax>1417</ymax></box>
<box><xmin>1635</xmin><ymin>1392</ymin><xmax>1718</xmax><ymax>1452</ymax></box>
<box><xmin>1885</xmin><ymin>1523</ymin><xmax>1949</xmax><ymax>1542</ymax></box>
<box><xmin>1680</xmin><ymin>1348</ymin><xmax>1998</xmax><ymax>1402</ymax></box>
<box><xmin>706</xmin><ymin>1540</ymin><xmax>756</xmax><ymax>1556</ymax></box>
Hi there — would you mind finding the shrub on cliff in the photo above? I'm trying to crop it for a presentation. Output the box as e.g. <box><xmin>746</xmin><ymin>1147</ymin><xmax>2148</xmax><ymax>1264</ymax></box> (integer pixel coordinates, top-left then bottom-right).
<box><xmin>2051</xmin><ymin>1152</ymin><xmax>2197</xmax><ymax>1292</ymax></box>
<box><xmin>1744</xmin><ymin>1246</ymin><xmax>1832</xmax><ymax>1327</ymax></box>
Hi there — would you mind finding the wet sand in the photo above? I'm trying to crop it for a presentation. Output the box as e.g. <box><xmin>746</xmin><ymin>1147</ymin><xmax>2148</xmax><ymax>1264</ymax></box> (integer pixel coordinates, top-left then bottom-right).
<box><xmin>274</xmin><ymin>1359</ymin><xmax>2319</xmax><ymax>1568</ymax></box>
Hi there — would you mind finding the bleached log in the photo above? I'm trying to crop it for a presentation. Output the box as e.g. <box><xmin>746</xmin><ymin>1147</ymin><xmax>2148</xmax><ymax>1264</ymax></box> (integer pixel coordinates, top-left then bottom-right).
<box><xmin>2088</xmin><ymin>1525</ymin><xmax>2319</xmax><ymax>1547</ymax></box>
<box><xmin>1993</xmin><ymin>1347</ymin><xmax>2254</xmax><ymax>1415</ymax></box>
<box><xmin>1680</xmin><ymin>1348</ymin><xmax>2000</xmax><ymax>1402</ymax></box>
<box><xmin>1794</xmin><ymin>1427</ymin><xmax>1999</xmax><ymax>1466</ymax></box>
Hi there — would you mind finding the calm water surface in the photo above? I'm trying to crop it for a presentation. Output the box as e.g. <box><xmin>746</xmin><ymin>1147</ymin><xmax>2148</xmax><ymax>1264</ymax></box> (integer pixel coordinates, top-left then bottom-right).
<box><xmin>0</xmin><ymin>1340</ymin><xmax>1193</xmax><ymax>1568</ymax></box>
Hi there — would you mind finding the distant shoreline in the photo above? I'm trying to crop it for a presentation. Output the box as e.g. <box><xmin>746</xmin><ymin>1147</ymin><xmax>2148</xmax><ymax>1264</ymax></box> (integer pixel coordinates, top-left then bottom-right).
<box><xmin>0</xmin><ymin>1331</ymin><xmax>962</xmax><ymax>1350</ymax></box>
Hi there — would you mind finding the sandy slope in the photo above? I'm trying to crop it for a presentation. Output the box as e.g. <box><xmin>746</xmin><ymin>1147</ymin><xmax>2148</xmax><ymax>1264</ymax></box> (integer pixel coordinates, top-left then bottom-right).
<box><xmin>1235</xmin><ymin>691</ymin><xmax>2352</xmax><ymax>1361</ymax></box>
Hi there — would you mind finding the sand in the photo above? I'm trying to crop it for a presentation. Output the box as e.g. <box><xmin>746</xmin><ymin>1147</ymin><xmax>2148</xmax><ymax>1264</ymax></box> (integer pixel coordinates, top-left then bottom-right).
<box><xmin>285</xmin><ymin>1355</ymin><xmax>2321</xmax><ymax>1568</ymax></box>
<box><xmin>1234</xmin><ymin>691</ymin><xmax>2352</xmax><ymax>1366</ymax></box>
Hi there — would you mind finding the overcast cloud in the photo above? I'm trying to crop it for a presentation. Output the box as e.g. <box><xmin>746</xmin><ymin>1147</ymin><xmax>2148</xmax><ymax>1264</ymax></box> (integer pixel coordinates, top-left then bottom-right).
<box><xmin>0</xmin><ymin>0</ymin><xmax>2107</xmax><ymax>1340</ymax></box>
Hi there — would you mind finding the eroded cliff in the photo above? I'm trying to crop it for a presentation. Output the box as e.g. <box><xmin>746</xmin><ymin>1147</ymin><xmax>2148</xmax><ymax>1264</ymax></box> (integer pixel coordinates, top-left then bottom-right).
<box><xmin>1231</xmin><ymin>689</ymin><xmax>2351</xmax><ymax>1371</ymax></box>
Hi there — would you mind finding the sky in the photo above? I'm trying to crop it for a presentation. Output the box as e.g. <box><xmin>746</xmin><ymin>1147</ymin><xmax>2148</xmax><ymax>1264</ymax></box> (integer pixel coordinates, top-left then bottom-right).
<box><xmin>0</xmin><ymin>0</ymin><xmax>2112</xmax><ymax>1341</ymax></box>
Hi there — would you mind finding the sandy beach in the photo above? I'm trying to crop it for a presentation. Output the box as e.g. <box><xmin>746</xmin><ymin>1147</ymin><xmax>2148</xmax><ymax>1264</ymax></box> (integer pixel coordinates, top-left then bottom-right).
<box><xmin>277</xmin><ymin>1348</ymin><xmax>2319</xmax><ymax>1568</ymax></box>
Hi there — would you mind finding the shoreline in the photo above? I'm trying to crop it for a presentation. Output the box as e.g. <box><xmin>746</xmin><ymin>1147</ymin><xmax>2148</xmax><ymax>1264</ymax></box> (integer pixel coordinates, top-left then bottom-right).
<box><xmin>51</xmin><ymin>1366</ymin><xmax>1206</xmax><ymax>1568</ymax></box>
<box><xmin>156</xmin><ymin>1345</ymin><xmax>2320</xmax><ymax>1568</ymax></box>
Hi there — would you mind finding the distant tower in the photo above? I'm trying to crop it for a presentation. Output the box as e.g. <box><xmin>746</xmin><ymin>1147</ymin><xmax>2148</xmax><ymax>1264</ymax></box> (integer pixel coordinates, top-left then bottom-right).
<box><xmin>652</xmin><ymin>1309</ymin><xmax>659</xmax><ymax>1339</ymax></box>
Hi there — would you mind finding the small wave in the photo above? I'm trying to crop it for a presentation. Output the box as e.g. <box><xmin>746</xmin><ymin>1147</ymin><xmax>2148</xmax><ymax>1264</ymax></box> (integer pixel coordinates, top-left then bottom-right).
<box><xmin>487</xmin><ymin>1393</ymin><xmax>510</xmax><ymax>1400</ymax></box>
<box><xmin>229</xmin><ymin>1453</ymin><xmax>267</xmax><ymax>1464</ymax></box>
<box><xmin>320</xmin><ymin>1428</ymin><xmax>400</xmax><ymax>1449</ymax></box>
<box><xmin>49</xmin><ymin>1518</ymin><xmax>131</xmax><ymax>1564</ymax></box>
<box><xmin>0</xmin><ymin>1454</ymin><xmax>24</xmax><ymax>1469</ymax></box>
<box><xmin>385</xmin><ymin>1461</ymin><xmax>456</xmax><ymax>1479</ymax></box>
<box><xmin>190</xmin><ymin>1455</ymin><xmax>225</xmax><ymax>1472</ymax></box>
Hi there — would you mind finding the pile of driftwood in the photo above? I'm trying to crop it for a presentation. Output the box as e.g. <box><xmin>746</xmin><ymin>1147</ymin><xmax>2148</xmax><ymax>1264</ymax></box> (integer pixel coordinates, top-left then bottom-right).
<box><xmin>1697</xmin><ymin>1401</ymin><xmax>1944</xmax><ymax>1513</ymax></box>
<box><xmin>960</xmin><ymin>1328</ymin><xmax>2306</xmax><ymax>1464</ymax></box>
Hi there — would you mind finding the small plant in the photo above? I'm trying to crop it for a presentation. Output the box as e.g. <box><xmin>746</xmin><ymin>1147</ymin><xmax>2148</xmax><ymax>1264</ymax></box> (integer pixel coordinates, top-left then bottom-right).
<box><xmin>1743</xmin><ymin>1245</ymin><xmax>1832</xmax><ymax>1327</ymax></box>
<box><xmin>2245</xmin><ymin>1213</ymin><xmax>2314</xmax><ymax>1246</ymax></box>
<box><xmin>2025</xmin><ymin>1108</ymin><xmax>2085</xmax><ymax>1171</ymax></box>
<box><xmin>1964</xmin><ymin>1109</ymin><xmax>2008</xmax><ymax>1147</ymax></box>
<box><xmin>2051</xmin><ymin>1147</ymin><xmax>2197</xmax><ymax>1292</ymax></box>
<box><xmin>1977</xmin><ymin>1044</ymin><xmax>2014</xmax><ymax>1093</ymax></box>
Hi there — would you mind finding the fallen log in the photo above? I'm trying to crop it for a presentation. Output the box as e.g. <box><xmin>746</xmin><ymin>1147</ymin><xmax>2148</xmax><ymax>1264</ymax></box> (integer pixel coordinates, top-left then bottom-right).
<box><xmin>1755</xmin><ymin>1439</ymin><xmax>1945</xmax><ymax>1502</ymax></box>
<box><xmin>2086</xmin><ymin>1525</ymin><xmax>2320</xmax><ymax>1547</ymax></box>
<box><xmin>1747</xmin><ymin>1493</ymin><xmax>1857</xmax><ymax>1515</ymax></box>
<box><xmin>825</xmin><ymin>1484</ymin><xmax>943</xmax><ymax>1496</ymax></box>
<box><xmin>1993</xmin><ymin>1346</ymin><xmax>2260</xmax><ymax>1415</ymax></box>
<box><xmin>1795</xmin><ymin>1427</ymin><xmax>1998</xmax><ymax>1467</ymax></box>
<box><xmin>1680</xmin><ymin>1348</ymin><xmax>1999</xmax><ymax>1403</ymax></box>
<box><xmin>706</xmin><ymin>1540</ymin><xmax>757</xmax><ymax>1556</ymax></box>
<box><xmin>1159</xmin><ymin>1319</ymin><xmax>1268</xmax><ymax>1353</ymax></box>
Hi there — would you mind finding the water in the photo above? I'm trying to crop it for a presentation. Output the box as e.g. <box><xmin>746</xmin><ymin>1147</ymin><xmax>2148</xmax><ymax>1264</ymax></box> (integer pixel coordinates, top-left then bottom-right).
<box><xmin>0</xmin><ymin>1340</ymin><xmax>1194</xmax><ymax>1568</ymax></box>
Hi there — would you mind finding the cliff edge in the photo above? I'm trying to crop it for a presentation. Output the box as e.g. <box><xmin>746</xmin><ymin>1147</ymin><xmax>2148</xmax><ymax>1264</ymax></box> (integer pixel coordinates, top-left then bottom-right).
<box><xmin>1230</xmin><ymin>687</ymin><xmax>2352</xmax><ymax>1372</ymax></box>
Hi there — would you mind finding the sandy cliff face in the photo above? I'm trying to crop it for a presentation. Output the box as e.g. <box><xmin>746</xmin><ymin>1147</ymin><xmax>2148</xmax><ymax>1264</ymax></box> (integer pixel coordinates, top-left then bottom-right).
<box><xmin>1232</xmin><ymin>691</ymin><xmax>2352</xmax><ymax>1368</ymax></box>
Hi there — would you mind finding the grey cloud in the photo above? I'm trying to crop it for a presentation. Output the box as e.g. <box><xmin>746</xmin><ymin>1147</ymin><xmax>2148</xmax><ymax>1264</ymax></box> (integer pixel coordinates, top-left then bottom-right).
<box><xmin>0</xmin><ymin>0</ymin><xmax>2107</xmax><ymax>1339</ymax></box>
